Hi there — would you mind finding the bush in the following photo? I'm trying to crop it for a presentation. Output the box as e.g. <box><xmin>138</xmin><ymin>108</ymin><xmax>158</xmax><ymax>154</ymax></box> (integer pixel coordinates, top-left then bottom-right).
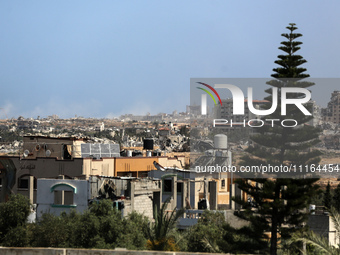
<box><xmin>0</xmin><ymin>194</ymin><xmax>31</xmax><ymax>245</ymax></box>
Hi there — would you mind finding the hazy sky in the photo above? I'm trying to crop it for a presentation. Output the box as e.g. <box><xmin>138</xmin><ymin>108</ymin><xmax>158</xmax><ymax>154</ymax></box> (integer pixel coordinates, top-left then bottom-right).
<box><xmin>1</xmin><ymin>1</ymin><xmax>340</xmax><ymax>119</ymax></box>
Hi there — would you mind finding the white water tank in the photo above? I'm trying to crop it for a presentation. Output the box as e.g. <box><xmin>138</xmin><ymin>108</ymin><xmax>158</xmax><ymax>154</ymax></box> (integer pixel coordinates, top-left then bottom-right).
<box><xmin>214</xmin><ymin>134</ymin><xmax>228</xmax><ymax>149</ymax></box>
<box><xmin>127</xmin><ymin>150</ymin><xmax>132</xmax><ymax>157</ymax></box>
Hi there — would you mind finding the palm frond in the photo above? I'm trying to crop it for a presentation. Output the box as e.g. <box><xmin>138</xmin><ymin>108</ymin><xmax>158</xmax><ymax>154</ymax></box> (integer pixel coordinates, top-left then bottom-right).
<box><xmin>201</xmin><ymin>236</ymin><xmax>222</xmax><ymax>253</ymax></box>
<box><xmin>145</xmin><ymin>197</ymin><xmax>185</xmax><ymax>251</ymax></box>
<box><xmin>292</xmin><ymin>231</ymin><xmax>338</xmax><ymax>255</ymax></box>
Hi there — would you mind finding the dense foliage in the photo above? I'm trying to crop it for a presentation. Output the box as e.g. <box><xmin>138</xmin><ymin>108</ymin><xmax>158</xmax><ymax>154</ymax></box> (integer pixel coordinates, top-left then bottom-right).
<box><xmin>2</xmin><ymin>195</ymin><xmax>333</xmax><ymax>254</ymax></box>
<box><xmin>234</xmin><ymin>23</ymin><xmax>321</xmax><ymax>255</ymax></box>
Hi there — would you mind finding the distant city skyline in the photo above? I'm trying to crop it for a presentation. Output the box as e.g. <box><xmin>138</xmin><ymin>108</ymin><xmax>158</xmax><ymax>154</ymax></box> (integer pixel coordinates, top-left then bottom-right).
<box><xmin>1</xmin><ymin>1</ymin><xmax>340</xmax><ymax>119</ymax></box>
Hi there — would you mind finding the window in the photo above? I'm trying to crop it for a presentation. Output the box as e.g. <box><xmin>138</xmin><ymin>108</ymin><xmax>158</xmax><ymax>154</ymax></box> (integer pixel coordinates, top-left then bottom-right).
<box><xmin>163</xmin><ymin>179</ymin><xmax>172</xmax><ymax>192</ymax></box>
<box><xmin>54</xmin><ymin>190</ymin><xmax>62</xmax><ymax>205</ymax></box>
<box><xmin>19</xmin><ymin>178</ymin><xmax>28</xmax><ymax>189</ymax></box>
<box><xmin>54</xmin><ymin>190</ymin><xmax>74</xmax><ymax>205</ymax></box>
<box><xmin>51</xmin><ymin>183</ymin><xmax>76</xmax><ymax>207</ymax></box>
<box><xmin>64</xmin><ymin>191</ymin><xmax>74</xmax><ymax>205</ymax></box>
<box><xmin>221</xmin><ymin>179</ymin><xmax>226</xmax><ymax>189</ymax></box>
<box><xmin>18</xmin><ymin>175</ymin><xmax>37</xmax><ymax>189</ymax></box>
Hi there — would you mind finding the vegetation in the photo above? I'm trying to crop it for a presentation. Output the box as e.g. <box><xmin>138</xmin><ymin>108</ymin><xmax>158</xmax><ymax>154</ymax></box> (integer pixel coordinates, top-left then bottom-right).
<box><xmin>334</xmin><ymin>184</ymin><xmax>340</xmax><ymax>213</ymax></box>
<box><xmin>234</xmin><ymin>23</ymin><xmax>321</xmax><ymax>255</ymax></box>
<box><xmin>0</xmin><ymin>130</ymin><xmax>22</xmax><ymax>142</ymax></box>
<box><xmin>187</xmin><ymin>210</ymin><xmax>226</xmax><ymax>253</ymax></box>
<box><xmin>324</xmin><ymin>181</ymin><xmax>332</xmax><ymax>209</ymax></box>
<box><xmin>0</xmin><ymin>196</ymin><xmax>149</xmax><ymax>249</ymax></box>
<box><xmin>4</xmin><ymin>194</ymin><xmax>340</xmax><ymax>254</ymax></box>
<box><xmin>291</xmin><ymin>207</ymin><xmax>340</xmax><ymax>255</ymax></box>
<box><xmin>145</xmin><ymin>198</ymin><xmax>185</xmax><ymax>251</ymax></box>
<box><xmin>0</xmin><ymin>194</ymin><xmax>31</xmax><ymax>246</ymax></box>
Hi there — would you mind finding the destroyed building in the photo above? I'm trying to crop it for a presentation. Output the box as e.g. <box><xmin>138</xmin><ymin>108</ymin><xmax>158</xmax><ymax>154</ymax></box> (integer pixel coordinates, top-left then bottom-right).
<box><xmin>36</xmin><ymin>176</ymin><xmax>161</xmax><ymax>220</ymax></box>
<box><xmin>322</xmin><ymin>91</ymin><xmax>340</xmax><ymax>124</ymax></box>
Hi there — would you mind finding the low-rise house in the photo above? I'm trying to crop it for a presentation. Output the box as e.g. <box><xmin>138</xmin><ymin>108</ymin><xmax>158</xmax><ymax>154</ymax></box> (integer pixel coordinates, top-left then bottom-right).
<box><xmin>36</xmin><ymin>176</ymin><xmax>162</xmax><ymax>220</ymax></box>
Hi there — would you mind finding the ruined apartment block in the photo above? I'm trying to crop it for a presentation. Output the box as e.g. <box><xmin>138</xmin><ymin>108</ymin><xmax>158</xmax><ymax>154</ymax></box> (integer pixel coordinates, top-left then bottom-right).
<box><xmin>322</xmin><ymin>91</ymin><xmax>340</xmax><ymax>124</ymax></box>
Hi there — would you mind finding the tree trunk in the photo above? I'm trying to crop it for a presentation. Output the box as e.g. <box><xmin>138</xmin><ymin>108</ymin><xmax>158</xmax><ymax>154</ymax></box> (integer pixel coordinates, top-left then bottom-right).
<box><xmin>270</xmin><ymin>186</ymin><xmax>280</xmax><ymax>255</ymax></box>
<box><xmin>270</xmin><ymin>211</ymin><xmax>278</xmax><ymax>255</ymax></box>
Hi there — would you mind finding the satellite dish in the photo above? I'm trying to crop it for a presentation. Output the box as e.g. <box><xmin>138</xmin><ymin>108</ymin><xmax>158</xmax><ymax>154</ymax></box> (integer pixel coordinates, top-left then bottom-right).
<box><xmin>23</xmin><ymin>150</ymin><xmax>29</xmax><ymax>158</ymax></box>
<box><xmin>45</xmin><ymin>150</ymin><xmax>51</xmax><ymax>157</ymax></box>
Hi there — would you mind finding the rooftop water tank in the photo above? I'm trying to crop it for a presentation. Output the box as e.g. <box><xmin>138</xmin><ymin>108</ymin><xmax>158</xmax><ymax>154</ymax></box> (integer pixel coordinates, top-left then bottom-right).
<box><xmin>143</xmin><ymin>138</ymin><xmax>154</xmax><ymax>150</ymax></box>
<box><xmin>214</xmin><ymin>134</ymin><xmax>228</xmax><ymax>149</ymax></box>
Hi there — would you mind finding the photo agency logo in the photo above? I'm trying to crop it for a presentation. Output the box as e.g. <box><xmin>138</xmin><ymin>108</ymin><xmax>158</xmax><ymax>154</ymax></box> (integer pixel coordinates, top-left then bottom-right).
<box><xmin>195</xmin><ymin>80</ymin><xmax>312</xmax><ymax>128</ymax></box>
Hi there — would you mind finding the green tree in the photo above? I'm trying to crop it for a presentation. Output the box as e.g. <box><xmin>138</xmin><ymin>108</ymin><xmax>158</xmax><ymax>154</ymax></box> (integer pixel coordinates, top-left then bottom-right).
<box><xmin>145</xmin><ymin>199</ymin><xmax>184</xmax><ymax>251</ymax></box>
<box><xmin>235</xmin><ymin>23</ymin><xmax>321</xmax><ymax>255</ymax></box>
<box><xmin>292</xmin><ymin>207</ymin><xmax>340</xmax><ymax>255</ymax></box>
<box><xmin>187</xmin><ymin>210</ymin><xmax>226</xmax><ymax>253</ymax></box>
<box><xmin>117</xmin><ymin>211</ymin><xmax>149</xmax><ymax>250</ymax></box>
<box><xmin>0</xmin><ymin>194</ymin><xmax>31</xmax><ymax>245</ymax></box>
<box><xmin>324</xmin><ymin>181</ymin><xmax>332</xmax><ymax>210</ymax></box>
<box><xmin>333</xmin><ymin>183</ymin><xmax>340</xmax><ymax>213</ymax></box>
<box><xmin>31</xmin><ymin>212</ymin><xmax>72</xmax><ymax>247</ymax></box>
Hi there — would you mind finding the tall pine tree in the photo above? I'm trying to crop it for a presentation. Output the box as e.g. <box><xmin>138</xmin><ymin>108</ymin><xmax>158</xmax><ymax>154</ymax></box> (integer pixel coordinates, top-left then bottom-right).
<box><xmin>323</xmin><ymin>181</ymin><xmax>332</xmax><ymax>209</ymax></box>
<box><xmin>235</xmin><ymin>23</ymin><xmax>321</xmax><ymax>255</ymax></box>
<box><xmin>333</xmin><ymin>183</ymin><xmax>340</xmax><ymax>213</ymax></box>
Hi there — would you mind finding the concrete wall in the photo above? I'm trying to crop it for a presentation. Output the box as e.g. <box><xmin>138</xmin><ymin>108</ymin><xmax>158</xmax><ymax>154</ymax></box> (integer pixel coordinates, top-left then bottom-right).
<box><xmin>158</xmin><ymin>156</ymin><xmax>185</xmax><ymax>168</ymax></box>
<box><xmin>130</xmin><ymin>179</ymin><xmax>162</xmax><ymax>219</ymax></box>
<box><xmin>308</xmin><ymin>214</ymin><xmax>340</xmax><ymax>247</ymax></box>
<box><xmin>0</xmin><ymin>157</ymin><xmax>85</xmax><ymax>203</ymax></box>
<box><xmin>0</xmin><ymin>156</ymin><xmax>118</xmax><ymax>203</ymax></box>
<box><xmin>0</xmin><ymin>247</ymin><xmax>241</xmax><ymax>255</ymax></box>
<box><xmin>115</xmin><ymin>157</ymin><xmax>157</xmax><ymax>177</ymax></box>
<box><xmin>82</xmin><ymin>158</ymin><xmax>115</xmax><ymax>177</ymax></box>
<box><xmin>133</xmin><ymin>193</ymin><xmax>153</xmax><ymax>219</ymax></box>
<box><xmin>148</xmin><ymin>169</ymin><xmax>233</xmax><ymax>210</ymax></box>
<box><xmin>22</xmin><ymin>136</ymin><xmax>85</xmax><ymax>159</ymax></box>
<box><xmin>36</xmin><ymin>179</ymin><xmax>88</xmax><ymax>218</ymax></box>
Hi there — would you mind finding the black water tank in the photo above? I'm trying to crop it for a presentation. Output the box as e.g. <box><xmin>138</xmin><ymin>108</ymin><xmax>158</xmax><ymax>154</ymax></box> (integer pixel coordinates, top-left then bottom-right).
<box><xmin>152</xmin><ymin>150</ymin><xmax>162</xmax><ymax>156</ymax></box>
<box><xmin>143</xmin><ymin>138</ymin><xmax>154</xmax><ymax>150</ymax></box>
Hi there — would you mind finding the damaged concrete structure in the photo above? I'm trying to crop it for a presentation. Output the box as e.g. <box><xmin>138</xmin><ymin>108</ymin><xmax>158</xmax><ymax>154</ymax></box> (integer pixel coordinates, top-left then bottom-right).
<box><xmin>149</xmin><ymin>164</ymin><xmax>241</xmax><ymax>212</ymax></box>
<box><xmin>322</xmin><ymin>91</ymin><xmax>340</xmax><ymax>124</ymax></box>
<box><xmin>36</xmin><ymin>176</ymin><xmax>161</xmax><ymax>220</ymax></box>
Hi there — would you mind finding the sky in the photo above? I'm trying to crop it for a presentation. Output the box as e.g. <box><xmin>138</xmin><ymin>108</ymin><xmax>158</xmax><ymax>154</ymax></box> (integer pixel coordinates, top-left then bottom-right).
<box><xmin>1</xmin><ymin>1</ymin><xmax>340</xmax><ymax>119</ymax></box>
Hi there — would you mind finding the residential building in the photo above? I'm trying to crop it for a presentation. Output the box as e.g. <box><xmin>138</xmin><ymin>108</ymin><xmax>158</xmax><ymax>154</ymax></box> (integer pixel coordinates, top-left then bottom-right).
<box><xmin>322</xmin><ymin>91</ymin><xmax>340</xmax><ymax>124</ymax></box>
<box><xmin>0</xmin><ymin>135</ymin><xmax>185</xmax><ymax>203</ymax></box>
<box><xmin>95</xmin><ymin>122</ymin><xmax>105</xmax><ymax>132</ymax></box>
<box><xmin>214</xmin><ymin>98</ymin><xmax>268</xmax><ymax>123</ymax></box>
<box><xmin>36</xmin><ymin>176</ymin><xmax>162</xmax><ymax>220</ymax></box>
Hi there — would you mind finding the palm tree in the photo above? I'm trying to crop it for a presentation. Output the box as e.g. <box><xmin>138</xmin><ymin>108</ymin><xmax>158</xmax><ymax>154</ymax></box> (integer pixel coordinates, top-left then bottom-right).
<box><xmin>291</xmin><ymin>207</ymin><xmax>340</xmax><ymax>255</ymax></box>
<box><xmin>145</xmin><ymin>198</ymin><xmax>185</xmax><ymax>251</ymax></box>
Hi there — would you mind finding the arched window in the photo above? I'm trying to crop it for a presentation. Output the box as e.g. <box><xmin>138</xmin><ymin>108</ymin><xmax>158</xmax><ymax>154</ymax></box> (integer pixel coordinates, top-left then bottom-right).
<box><xmin>50</xmin><ymin>183</ymin><xmax>76</xmax><ymax>207</ymax></box>
<box><xmin>18</xmin><ymin>174</ymin><xmax>37</xmax><ymax>189</ymax></box>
